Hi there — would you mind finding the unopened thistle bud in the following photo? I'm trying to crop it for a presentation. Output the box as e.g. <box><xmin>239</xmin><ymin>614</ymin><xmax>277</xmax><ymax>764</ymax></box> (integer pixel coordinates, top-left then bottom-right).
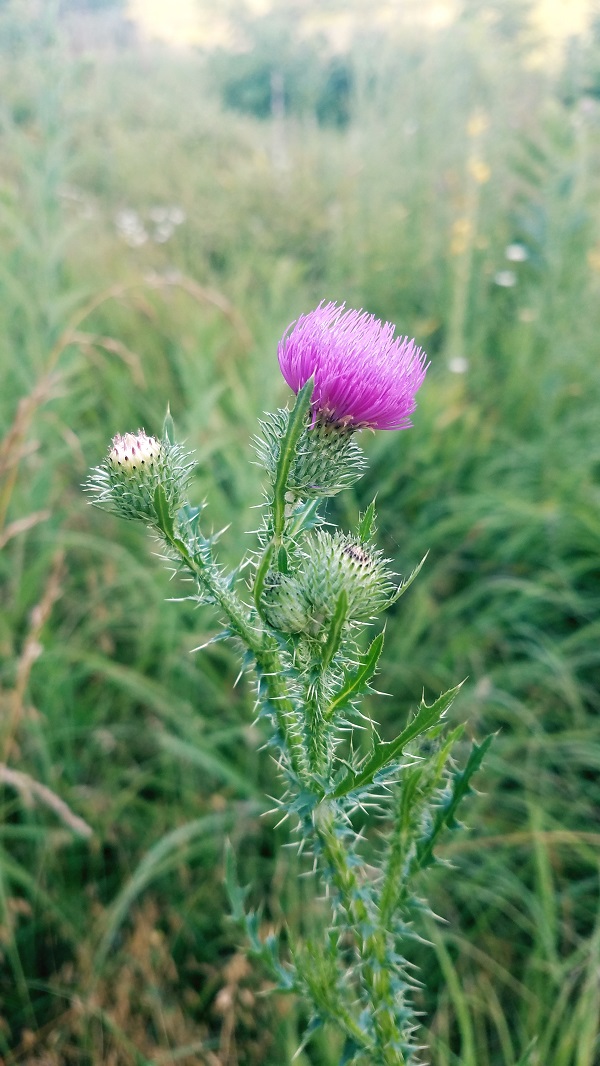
<box><xmin>85</xmin><ymin>429</ymin><xmax>194</xmax><ymax>527</ymax></box>
<box><xmin>261</xmin><ymin>570</ymin><xmax>313</xmax><ymax>634</ymax></box>
<box><xmin>262</xmin><ymin>531</ymin><xmax>396</xmax><ymax>636</ymax></box>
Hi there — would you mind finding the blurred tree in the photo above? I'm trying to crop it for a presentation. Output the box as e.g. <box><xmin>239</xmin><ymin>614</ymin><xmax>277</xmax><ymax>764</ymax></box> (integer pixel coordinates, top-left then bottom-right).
<box><xmin>458</xmin><ymin>0</ymin><xmax>538</xmax><ymax>50</ymax></box>
<box><xmin>205</xmin><ymin>0</ymin><xmax>354</xmax><ymax>127</ymax></box>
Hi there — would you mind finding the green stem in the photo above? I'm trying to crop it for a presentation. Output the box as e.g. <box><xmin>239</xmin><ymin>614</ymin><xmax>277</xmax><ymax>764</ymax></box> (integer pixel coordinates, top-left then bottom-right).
<box><xmin>163</xmin><ymin>529</ymin><xmax>311</xmax><ymax>787</ymax></box>
<box><xmin>315</xmin><ymin>805</ymin><xmax>409</xmax><ymax>1065</ymax></box>
<box><xmin>305</xmin><ymin>679</ymin><xmax>327</xmax><ymax>776</ymax></box>
<box><xmin>254</xmin><ymin>646</ymin><xmax>310</xmax><ymax>785</ymax></box>
<box><xmin>166</xmin><ymin>530</ymin><xmax>263</xmax><ymax>652</ymax></box>
<box><xmin>272</xmin><ymin>378</ymin><xmax>314</xmax><ymax>543</ymax></box>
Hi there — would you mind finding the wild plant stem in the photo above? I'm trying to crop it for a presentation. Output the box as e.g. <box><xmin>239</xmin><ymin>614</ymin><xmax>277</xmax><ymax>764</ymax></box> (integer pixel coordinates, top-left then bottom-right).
<box><xmin>315</xmin><ymin>805</ymin><xmax>409</xmax><ymax>1065</ymax></box>
<box><xmin>164</xmin><ymin>530</ymin><xmax>311</xmax><ymax>786</ymax></box>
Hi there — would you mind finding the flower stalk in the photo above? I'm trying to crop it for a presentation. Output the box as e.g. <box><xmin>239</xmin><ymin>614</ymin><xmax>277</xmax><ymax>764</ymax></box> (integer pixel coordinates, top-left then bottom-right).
<box><xmin>85</xmin><ymin>303</ymin><xmax>491</xmax><ymax>1063</ymax></box>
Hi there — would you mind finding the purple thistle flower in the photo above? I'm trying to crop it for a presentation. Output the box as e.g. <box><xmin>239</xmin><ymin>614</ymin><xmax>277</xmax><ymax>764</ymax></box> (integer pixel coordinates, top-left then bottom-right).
<box><xmin>278</xmin><ymin>301</ymin><xmax>429</xmax><ymax>431</ymax></box>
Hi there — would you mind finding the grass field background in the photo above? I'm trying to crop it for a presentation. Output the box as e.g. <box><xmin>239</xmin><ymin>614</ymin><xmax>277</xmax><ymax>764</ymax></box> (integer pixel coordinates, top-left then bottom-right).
<box><xmin>1</xmin><ymin>2</ymin><xmax>599</xmax><ymax>1063</ymax></box>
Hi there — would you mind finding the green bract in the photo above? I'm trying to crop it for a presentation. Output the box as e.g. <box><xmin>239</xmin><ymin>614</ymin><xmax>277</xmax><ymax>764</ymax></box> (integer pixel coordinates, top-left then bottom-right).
<box><xmin>256</xmin><ymin>408</ymin><xmax>366</xmax><ymax>499</ymax></box>
<box><xmin>85</xmin><ymin>429</ymin><xmax>195</xmax><ymax>525</ymax></box>
<box><xmin>262</xmin><ymin>531</ymin><xmax>396</xmax><ymax>635</ymax></box>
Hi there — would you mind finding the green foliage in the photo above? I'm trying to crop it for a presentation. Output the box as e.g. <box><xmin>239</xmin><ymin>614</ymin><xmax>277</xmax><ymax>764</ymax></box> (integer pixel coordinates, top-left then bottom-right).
<box><xmin>206</xmin><ymin>3</ymin><xmax>353</xmax><ymax>127</ymax></box>
<box><xmin>1</xmin><ymin>0</ymin><xmax>599</xmax><ymax>1062</ymax></box>
<box><xmin>329</xmin><ymin>683</ymin><xmax>464</xmax><ymax>799</ymax></box>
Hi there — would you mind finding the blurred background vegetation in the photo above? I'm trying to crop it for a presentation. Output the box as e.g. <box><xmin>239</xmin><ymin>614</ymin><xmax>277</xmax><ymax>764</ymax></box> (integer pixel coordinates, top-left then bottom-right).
<box><xmin>0</xmin><ymin>0</ymin><xmax>599</xmax><ymax>1063</ymax></box>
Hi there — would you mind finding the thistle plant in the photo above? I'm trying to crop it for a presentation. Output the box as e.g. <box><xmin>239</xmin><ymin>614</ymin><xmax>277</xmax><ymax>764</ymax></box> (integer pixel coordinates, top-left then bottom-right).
<box><xmin>86</xmin><ymin>301</ymin><xmax>492</xmax><ymax>1064</ymax></box>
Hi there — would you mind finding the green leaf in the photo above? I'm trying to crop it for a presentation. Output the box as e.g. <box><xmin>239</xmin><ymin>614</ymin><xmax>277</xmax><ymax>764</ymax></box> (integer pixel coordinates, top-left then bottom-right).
<box><xmin>340</xmin><ymin>1037</ymin><xmax>365</xmax><ymax>1065</ymax></box>
<box><xmin>272</xmin><ymin>378</ymin><xmax>314</xmax><ymax>539</ymax></box>
<box><xmin>292</xmin><ymin>1016</ymin><xmax>324</xmax><ymax>1059</ymax></box>
<box><xmin>324</xmin><ymin>631</ymin><xmax>385</xmax><ymax>722</ymax></box>
<box><xmin>153</xmin><ymin>484</ymin><xmax>174</xmax><ymax>539</ymax></box>
<box><xmin>412</xmin><ymin>733</ymin><xmax>494</xmax><ymax>874</ymax></box>
<box><xmin>321</xmin><ymin>590</ymin><xmax>348</xmax><ymax>671</ymax></box>
<box><xmin>224</xmin><ymin>843</ymin><xmax>294</xmax><ymax>991</ymax></box>
<box><xmin>514</xmin><ymin>1038</ymin><xmax>538</xmax><ymax>1066</ymax></box>
<box><xmin>224</xmin><ymin>839</ymin><xmax>248</xmax><ymax>923</ymax></box>
<box><xmin>158</xmin><ymin>733</ymin><xmax>263</xmax><ymax>799</ymax></box>
<box><xmin>162</xmin><ymin>404</ymin><xmax>175</xmax><ymax>444</ymax></box>
<box><xmin>389</xmin><ymin>552</ymin><xmax>429</xmax><ymax>604</ymax></box>
<box><xmin>253</xmin><ymin>542</ymin><xmax>275</xmax><ymax>617</ymax></box>
<box><xmin>330</xmin><ymin>682</ymin><xmax>464</xmax><ymax>799</ymax></box>
<box><xmin>286</xmin><ymin>497</ymin><xmax>321</xmax><ymax>538</ymax></box>
<box><xmin>358</xmin><ymin>498</ymin><xmax>377</xmax><ymax>542</ymax></box>
<box><xmin>171</xmin><ymin>535</ymin><xmax>197</xmax><ymax>569</ymax></box>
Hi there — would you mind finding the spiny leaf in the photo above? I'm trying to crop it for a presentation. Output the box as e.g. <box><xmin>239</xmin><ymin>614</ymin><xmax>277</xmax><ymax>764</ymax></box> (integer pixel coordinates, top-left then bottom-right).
<box><xmin>321</xmin><ymin>590</ymin><xmax>348</xmax><ymax>671</ymax></box>
<box><xmin>225</xmin><ymin>843</ymin><xmax>294</xmax><ymax>991</ymax></box>
<box><xmin>253</xmin><ymin>541</ymin><xmax>274</xmax><ymax>617</ymax></box>
<box><xmin>292</xmin><ymin>1016</ymin><xmax>324</xmax><ymax>1060</ymax></box>
<box><xmin>324</xmin><ymin>631</ymin><xmax>385</xmax><ymax>722</ymax></box>
<box><xmin>286</xmin><ymin>497</ymin><xmax>321</xmax><ymax>538</ymax></box>
<box><xmin>389</xmin><ymin>552</ymin><xmax>429</xmax><ymax>605</ymax></box>
<box><xmin>272</xmin><ymin>378</ymin><xmax>314</xmax><ymax>539</ymax></box>
<box><xmin>412</xmin><ymin>733</ymin><xmax>494</xmax><ymax>874</ymax></box>
<box><xmin>358</xmin><ymin>498</ymin><xmax>377</xmax><ymax>542</ymax></box>
<box><xmin>162</xmin><ymin>404</ymin><xmax>175</xmax><ymax>445</ymax></box>
<box><xmin>223</xmin><ymin>839</ymin><xmax>248</xmax><ymax>922</ymax></box>
<box><xmin>153</xmin><ymin>484</ymin><xmax>174</xmax><ymax>539</ymax></box>
<box><xmin>330</xmin><ymin>683</ymin><xmax>464</xmax><ymax>799</ymax></box>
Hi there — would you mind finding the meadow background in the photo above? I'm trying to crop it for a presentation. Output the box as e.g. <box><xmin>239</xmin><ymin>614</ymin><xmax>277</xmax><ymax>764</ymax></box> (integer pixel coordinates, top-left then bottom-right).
<box><xmin>1</xmin><ymin>0</ymin><xmax>599</xmax><ymax>1063</ymax></box>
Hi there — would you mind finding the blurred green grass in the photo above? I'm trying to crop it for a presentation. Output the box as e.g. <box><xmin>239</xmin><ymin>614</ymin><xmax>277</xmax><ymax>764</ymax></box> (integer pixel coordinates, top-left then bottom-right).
<box><xmin>0</xmin><ymin>2</ymin><xmax>599</xmax><ymax>1063</ymax></box>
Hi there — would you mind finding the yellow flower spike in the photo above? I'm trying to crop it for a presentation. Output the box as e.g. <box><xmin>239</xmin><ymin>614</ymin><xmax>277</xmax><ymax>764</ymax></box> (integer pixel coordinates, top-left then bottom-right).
<box><xmin>467</xmin><ymin>110</ymin><xmax>490</xmax><ymax>138</ymax></box>
<box><xmin>450</xmin><ymin>218</ymin><xmax>473</xmax><ymax>256</ymax></box>
<box><xmin>468</xmin><ymin>158</ymin><xmax>491</xmax><ymax>185</ymax></box>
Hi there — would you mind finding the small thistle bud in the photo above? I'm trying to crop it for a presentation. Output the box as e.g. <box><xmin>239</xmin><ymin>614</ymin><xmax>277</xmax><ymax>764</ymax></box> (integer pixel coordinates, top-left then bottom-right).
<box><xmin>108</xmin><ymin>430</ymin><xmax>161</xmax><ymax>472</ymax></box>
<box><xmin>262</xmin><ymin>531</ymin><xmax>396</xmax><ymax>636</ymax></box>
<box><xmin>85</xmin><ymin>429</ymin><xmax>194</xmax><ymax>527</ymax></box>
<box><xmin>261</xmin><ymin>571</ymin><xmax>313</xmax><ymax>634</ymax></box>
<box><xmin>302</xmin><ymin>531</ymin><xmax>396</xmax><ymax>628</ymax></box>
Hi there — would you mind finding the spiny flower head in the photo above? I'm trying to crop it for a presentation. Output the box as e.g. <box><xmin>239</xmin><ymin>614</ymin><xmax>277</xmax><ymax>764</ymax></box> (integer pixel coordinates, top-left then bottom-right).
<box><xmin>262</xmin><ymin>531</ymin><xmax>396</xmax><ymax>636</ymax></box>
<box><xmin>85</xmin><ymin>429</ymin><xmax>194</xmax><ymax>526</ymax></box>
<box><xmin>278</xmin><ymin>301</ymin><xmax>428</xmax><ymax>431</ymax></box>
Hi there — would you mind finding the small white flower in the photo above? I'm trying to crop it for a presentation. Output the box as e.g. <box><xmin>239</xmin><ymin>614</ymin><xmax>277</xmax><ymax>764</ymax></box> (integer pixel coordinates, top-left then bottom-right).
<box><xmin>505</xmin><ymin>243</ymin><xmax>528</xmax><ymax>262</ymax></box>
<box><xmin>168</xmin><ymin>206</ymin><xmax>186</xmax><ymax>225</ymax></box>
<box><xmin>115</xmin><ymin>209</ymin><xmax>148</xmax><ymax>247</ymax></box>
<box><xmin>448</xmin><ymin>356</ymin><xmax>469</xmax><ymax>374</ymax></box>
<box><xmin>494</xmin><ymin>270</ymin><xmax>517</xmax><ymax>288</ymax></box>
<box><xmin>152</xmin><ymin>221</ymin><xmax>175</xmax><ymax>244</ymax></box>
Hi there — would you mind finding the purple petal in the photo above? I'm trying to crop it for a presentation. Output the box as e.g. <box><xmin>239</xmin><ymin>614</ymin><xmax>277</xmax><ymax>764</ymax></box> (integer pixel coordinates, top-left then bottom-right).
<box><xmin>278</xmin><ymin>302</ymin><xmax>428</xmax><ymax>430</ymax></box>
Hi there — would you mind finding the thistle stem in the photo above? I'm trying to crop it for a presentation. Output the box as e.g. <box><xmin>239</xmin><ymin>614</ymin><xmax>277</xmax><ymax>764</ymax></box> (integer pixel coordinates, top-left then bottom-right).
<box><xmin>254</xmin><ymin>646</ymin><xmax>311</xmax><ymax>786</ymax></box>
<box><xmin>164</xmin><ymin>529</ymin><xmax>263</xmax><ymax>651</ymax></box>
<box><xmin>315</xmin><ymin>804</ymin><xmax>409</xmax><ymax>1065</ymax></box>
<box><xmin>305</xmin><ymin>679</ymin><xmax>328</xmax><ymax>776</ymax></box>
<box><xmin>163</xmin><ymin>529</ymin><xmax>311</xmax><ymax>786</ymax></box>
